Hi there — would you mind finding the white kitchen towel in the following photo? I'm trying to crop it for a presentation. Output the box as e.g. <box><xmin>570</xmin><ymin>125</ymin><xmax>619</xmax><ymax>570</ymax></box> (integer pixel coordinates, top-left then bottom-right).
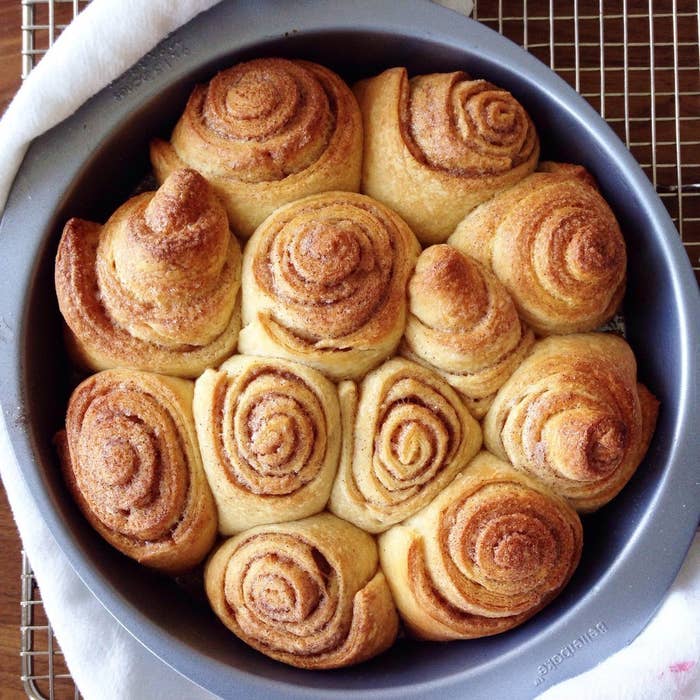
<box><xmin>0</xmin><ymin>1</ymin><xmax>696</xmax><ymax>699</ymax></box>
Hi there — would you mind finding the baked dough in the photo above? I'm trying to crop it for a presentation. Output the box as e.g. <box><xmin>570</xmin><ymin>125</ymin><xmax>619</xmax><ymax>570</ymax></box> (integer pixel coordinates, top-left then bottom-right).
<box><xmin>449</xmin><ymin>163</ymin><xmax>626</xmax><ymax>335</ymax></box>
<box><xmin>55</xmin><ymin>169</ymin><xmax>241</xmax><ymax>377</ymax></box>
<box><xmin>329</xmin><ymin>357</ymin><xmax>482</xmax><ymax>532</ymax></box>
<box><xmin>355</xmin><ymin>67</ymin><xmax>539</xmax><ymax>244</ymax></box>
<box><xmin>151</xmin><ymin>58</ymin><xmax>362</xmax><ymax>238</ymax></box>
<box><xmin>56</xmin><ymin>369</ymin><xmax>217</xmax><ymax>574</ymax></box>
<box><xmin>205</xmin><ymin>513</ymin><xmax>398</xmax><ymax>668</ymax></box>
<box><xmin>379</xmin><ymin>451</ymin><xmax>582</xmax><ymax>640</ymax></box>
<box><xmin>193</xmin><ymin>355</ymin><xmax>341</xmax><ymax>534</ymax></box>
<box><xmin>401</xmin><ymin>244</ymin><xmax>534</xmax><ymax>417</ymax></box>
<box><xmin>238</xmin><ymin>191</ymin><xmax>420</xmax><ymax>380</ymax></box>
<box><xmin>483</xmin><ymin>333</ymin><xmax>659</xmax><ymax>511</ymax></box>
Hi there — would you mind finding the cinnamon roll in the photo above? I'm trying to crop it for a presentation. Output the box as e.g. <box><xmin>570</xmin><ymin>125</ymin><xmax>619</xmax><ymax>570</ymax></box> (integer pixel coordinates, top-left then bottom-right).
<box><xmin>448</xmin><ymin>163</ymin><xmax>626</xmax><ymax>335</ymax></box>
<box><xmin>354</xmin><ymin>67</ymin><xmax>539</xmax><ymax>244</ymax></box>
<box><xmin>205</xmin><ymin>513</ymin><xmax>399</xmax><ymax>669</ymax></box>
<box><xmin>379</xmin><ymin>451</ymin><xmax>583</xmax><ymax>640</ymax></box>
<box><xmin>328</xmin><ymin>358</ymin><xmax>482</xmax><ymax>533</ymax></box>
<box><xmin>483</xmin><ymin>333</ymin><xmax>659</xmax><ymax>512</ymax></box>
<box><xmin>238</xmin><ymin>191</ymin><xmax>421</xmax><ymax>381</ymax></box>
<box><xmin>55</xmin><ymin>369</ymin><xmax>217</xmax><ymax>574</ymax></box>
<box><xmin>55</xmin><ymin>169</ymin><xmax>242</xmax><ymax>378</ymax></box>
<box><xmin>150</xmin><ymin>58</ymin><xmax>363</xmax><ymax>238</ymax></box>
<box><xmin>401</xmin><ymin>245</ymin><xmax>534</xmax><ymax>417</ymax></box>
<box><xmin>193</xmin><ymin>355</ymin><xmax>341</xmax><ymax>534</ymax></box>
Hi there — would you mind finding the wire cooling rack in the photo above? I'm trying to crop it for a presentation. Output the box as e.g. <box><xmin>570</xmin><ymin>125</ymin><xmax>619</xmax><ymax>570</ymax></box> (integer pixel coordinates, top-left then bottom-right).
<box><xmin>20</xmin><ymin>554</ymin><xmax>80</xmax><ymax>700</ymax></box>
<box><xmin>15</xmin><ymin>1</ymin><xmax>700</xmax><ymax>698</ymax></box>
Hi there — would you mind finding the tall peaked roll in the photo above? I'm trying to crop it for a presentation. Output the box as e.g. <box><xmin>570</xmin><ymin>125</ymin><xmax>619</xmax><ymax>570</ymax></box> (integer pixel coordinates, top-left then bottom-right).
<box><xmin>401</xmin><ymin>245</ymin><xmax>535</xmax><ymax>417</ymax></box>
<box><xmin>55</xmin><ymin>169</ymin><xmax>242</xmax><ymax>378</ymax></box>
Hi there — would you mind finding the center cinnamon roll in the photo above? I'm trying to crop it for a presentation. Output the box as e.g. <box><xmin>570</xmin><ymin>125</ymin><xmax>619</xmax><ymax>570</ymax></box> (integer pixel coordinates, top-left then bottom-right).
<box><xmin>238</xmin><ymin>191</ymin><xmax>420</xmax><ymax>381</ymax></box>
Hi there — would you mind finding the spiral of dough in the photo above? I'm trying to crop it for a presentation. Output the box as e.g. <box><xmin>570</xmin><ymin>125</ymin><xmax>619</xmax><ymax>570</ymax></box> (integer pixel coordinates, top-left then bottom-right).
<box><xmin>238</xmin><ymin>191</ymin><xmax>420</xmax><ymax>381</ymax></box>
<box><xmin>150</xmin><ymin>58</ymin><xmax>363</xmax><ymax>238</ymax></box>
<box><xmin>193</xmin><ymin>355</ymin><xmax>341</xmax><ymax>533</ymax></box>
<box><xmin>449</xmin><ymin>165</ymin><xmax>626</xmax><ymax>335</ymax></box>
<box><xmin>56</xmin><ymin>369</ymin><xmax>217</xmax><ymax>574</ymax></box>
<box><xmin>329</xmin><ymin>358</ymin><xmax>482</xmax><ymax>533</ymax></box>
<box><xmin>55</xmin><ymin>169</ymin><xmax>242</xmax><ymax>378</ymax></box>
<box><xmin>379</xmin><ymin>452</ymin><xmax>583</xmax><ymax>640</ymax></box>
<box><xmin>355</xmin><ymin>67</ymin><xmax>539</xmax><ymax>244</ymax></box>
<box><xmin>205</xmin><ymin>513</ymin><xmax>399</xmax><ymax>669</ymax></box>
<box><xmin>483</xmin><ymin>333</ymin><xmax>659</xmax><ymax>511</ymax></box>
<box><xmin>401</xmin><ymin>245</ymin><xmax>534</xmax><ymax>417</ymax></box>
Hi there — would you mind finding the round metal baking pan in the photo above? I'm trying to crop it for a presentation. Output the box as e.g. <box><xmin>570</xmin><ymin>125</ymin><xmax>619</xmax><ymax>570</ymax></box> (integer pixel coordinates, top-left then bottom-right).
<box><xmin>0</xmin><ymin>1</ymin><xmax>698</xmax><ymax>698</ymax></box>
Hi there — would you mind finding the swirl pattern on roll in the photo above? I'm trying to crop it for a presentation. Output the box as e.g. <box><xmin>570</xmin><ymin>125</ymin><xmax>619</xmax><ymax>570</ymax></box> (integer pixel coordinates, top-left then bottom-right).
<box><xmin>205</xmin><ymin>513</ymin><xmax>399</xmax><ymax>669</ymax></box>
<box><xmin>379</xmin><ymin>452</ymin><xmax>583</xmax><ymax>640</ymax></box>
<box><xmin>401</xmin><ymin>245</ymin><xmax>535</xmax><ymax>417</ymax></box>
<box><xmin>150</xmin><ymin>58</ymin><xmax>363</xmax><ymax>238</ymax></box>
<box><xmin>193</xmin><ymin>356</ymin><xmax>341</xmax><ymax>534</ymax></box>
<box><xmin>329</xmin><ymin>358</ymin><xmax>482</xmax><ymax>533</ymax></box>
<box><xmin>55</xmin><ymin>169</ymin><xmax>242</xmax><ymax>378</ymax></box>
<box><xmin>448</xmin><ymin>164</ymin><xmax>626</xmax><ymax>335</ymax></box>
<box><xmin>354</xmin><ymin>67</ymin><xmax>539</xmax><ymax>244</ymax></box>
<box><xmin>56</xmin><ymin>369</ymin><xmax>217</xmax><ymax>574</ymax></box>
<box><xmin>238</xmin><ymin>192</ymin><xmax>420</xmax><ymax>380</ymax></box>
<box><xmin>483</xmin><ymin>333</ymin><xmax>659</xmax><ymax>512</ymax></box>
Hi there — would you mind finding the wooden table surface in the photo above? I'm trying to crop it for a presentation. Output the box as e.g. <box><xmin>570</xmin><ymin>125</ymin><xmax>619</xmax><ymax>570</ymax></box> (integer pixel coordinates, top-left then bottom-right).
<box><xmin>1</xmin><ymin>2</ymin><xmax>31</xmax><ymax>698</ymax></box>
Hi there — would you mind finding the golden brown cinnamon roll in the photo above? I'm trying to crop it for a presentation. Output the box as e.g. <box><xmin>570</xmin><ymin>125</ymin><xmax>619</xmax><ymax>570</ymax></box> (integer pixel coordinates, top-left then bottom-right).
<box><xmin>483</xmin><ymin>333</ymin><xmax>659</xmax><ymax>512</ymax></box>
<box><xmin>379</xmin><ymin>451</ymin><xmax>583</xmax><ymax>640</ymax></box>
<box><xmin>150</xmin><ymin>58</ymin><xmax>363</xmax><ymax>238</ymax></box>
<box><xmin>205</xmin><ymin>513</ymin><xmax>399</xmax><ymax>669</ymax></box>
<box><xmin>328</xmin><ymin>358</ymin><xmax>482</xmax><ymax>533</ymax></box>
<box><xmin>56</xmin><ymin>369</ymin><xmax>217</xmax><ymax>574</ymax></box>
<box><xmin>238</xmin><ymin>191</ymin><xmax>421</xmax><ymax>381</ymax></box>
<box><xmin>354</xmin><ymin>67</ymin><xmax>539</xmax><ymax>244</ymax></box>
<box><xmin>400</xmin><ymin>245</ymin><xmax>535</xmax><ymax>417</ymax></box>
<box><xmin>55</xmin><ymin>169</ymin><xmax>242</xmax><ymax>378</ymax></box>
<box><xmin>193</xmin><ymin>355</ymin><xmax>341</xmax><ymax>534</ymax></box>
<box><xmin>448</xmin><ymin>164</ymin><xmax>626</xmax><ymax>335</ymax></box>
